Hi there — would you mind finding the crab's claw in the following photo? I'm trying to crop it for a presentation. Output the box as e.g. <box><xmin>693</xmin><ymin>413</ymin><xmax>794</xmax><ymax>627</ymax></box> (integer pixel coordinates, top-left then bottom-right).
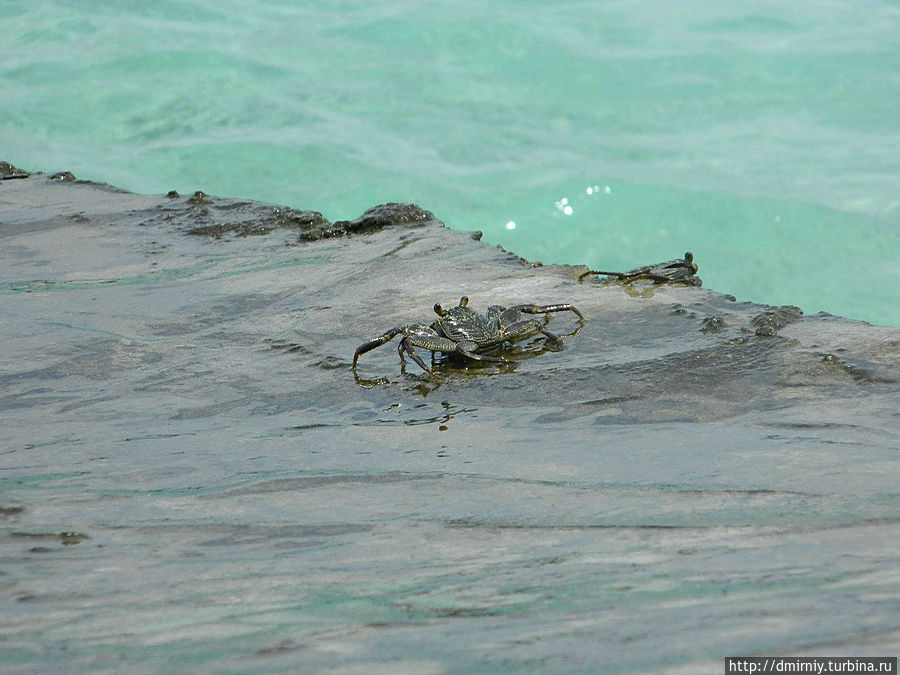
<box><xmin>352</xmin><ymin>327</ymin><xmax>405</xmax><ymax>367</ymax></box>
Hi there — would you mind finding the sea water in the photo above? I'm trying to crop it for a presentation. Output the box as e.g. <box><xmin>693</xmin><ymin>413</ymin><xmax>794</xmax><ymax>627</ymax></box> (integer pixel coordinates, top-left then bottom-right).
<box><xmin>2</xmin><ymin>0</ymin><xmax>898</xmax><ymax>325</ymax></box>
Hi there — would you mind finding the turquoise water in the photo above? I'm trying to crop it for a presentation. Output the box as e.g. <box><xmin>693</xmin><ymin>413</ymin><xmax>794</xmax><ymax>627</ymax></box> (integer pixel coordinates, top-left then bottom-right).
<box><xmin>2</xmin><ymin>0</ymin><xmax>898</xmax><ymax>324</ymax></box>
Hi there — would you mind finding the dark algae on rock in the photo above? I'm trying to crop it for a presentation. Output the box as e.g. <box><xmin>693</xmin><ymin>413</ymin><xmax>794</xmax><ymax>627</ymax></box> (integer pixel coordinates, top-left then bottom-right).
<box><xmin>2</xmin><ymin>166</ymin><xmax>899</xmax><ymax>672</ymax></box>
<box><xmin>298</xmin><ymin>202</ymin><xmax>438</xmax><ymax>241</ymax></box>
<box><xmin>176</xmin><ymin>195</ymin><xmax>432</xmax><ymax>241</ymax></box>
<box><xmin>751</xmin><ymin>304</ymin><xmax>804</xmax><ymax>337</ymax></box>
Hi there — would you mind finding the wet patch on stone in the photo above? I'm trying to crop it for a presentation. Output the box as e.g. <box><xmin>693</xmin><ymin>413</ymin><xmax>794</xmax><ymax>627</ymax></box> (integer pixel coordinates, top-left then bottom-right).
<box><xmin>198</xmin><ymin>524</ymin><xmax>371</xmax><ymax>547</ymax></box>
<box><xmin>203</xmin><ymin>472</ymin><xmax>445</xmax><ymax>498</ymax></box>
<box><xmin>265</xmin><ymin>339</ymin><xmax>312</xmax><ymax>354</ymax></box>
<box><xmin>816</xmin><ymin>352</ymin><xmax>897</xmax><ymax>384</ymax></box>
<box><xmin>12</xmin><ymin>531</ymin><xmax>89</xmax><ymax>545</ymax></box>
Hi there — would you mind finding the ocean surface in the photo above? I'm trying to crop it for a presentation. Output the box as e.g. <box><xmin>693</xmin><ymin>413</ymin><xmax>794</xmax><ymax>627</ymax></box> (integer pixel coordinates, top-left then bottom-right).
<box><xmin>1</xmin><ymin>0</ymin><xmax>898</xmax><ymax>325</ymax></box>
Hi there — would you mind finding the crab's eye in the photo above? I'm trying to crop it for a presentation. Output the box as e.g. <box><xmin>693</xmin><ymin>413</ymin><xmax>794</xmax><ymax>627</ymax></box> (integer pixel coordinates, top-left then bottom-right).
<box><xmin>459</xmin><ymin>296</ymin><xmax>469</xmax><ymax>307</ymax></box>
<box><xmin>433</xmin><ymin>303</ymin><xmax>445</xmax><ymax>316</ymax></box>
<box><xmin>684</xmin><ymin>252</ymin><xmax>693</xmax><ymax>263</ymax></box>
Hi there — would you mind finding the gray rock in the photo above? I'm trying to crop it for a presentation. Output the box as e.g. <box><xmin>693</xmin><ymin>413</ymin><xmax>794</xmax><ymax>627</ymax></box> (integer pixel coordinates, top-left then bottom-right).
<box><xmin>0</xmin><ymin>160</ymin><xmax>30</xmax><ymax>179</ymax></box>
<box><xmin>2</xmin><ymin>171</ymin><xmax>898</xmax><ymax>672</ymax></box>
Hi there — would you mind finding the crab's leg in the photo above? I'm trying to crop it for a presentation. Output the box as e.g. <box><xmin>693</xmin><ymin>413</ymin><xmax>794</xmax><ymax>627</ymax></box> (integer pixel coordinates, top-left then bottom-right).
<box><xmin>398</xmin><ymin>337</ymin><xmax>435</xmax><ymax>375</ymax></box>
<box><xmin>352</xmin><ymin>327</ymin><xmax>405</xmax><ymax>367</ymax></box>
<box><xmin>455</xmin><ymin>341</ymin><xmax>511</xmax><ymax>363</ymax></box>
<box><xmin>399</xmin><ymin>333</ymin><xmax>461</xmax><ymax>377</ymax></box>
<box><xmin>579</xmin><ymin>269</ymin><xmax>672</xmax><ymax>283</ymax></box>
<box><xmin>509</xmin><ymin>304</ymin><xmax>585</xmax><ymax>338</ymax></box>
<box><xmin>588</xmin><ymin>271</ymin><xmax>672</xmax><ymax>283</ymax></box>
<box><xmin>511</xmin><ymin>303</ymin><xmax>585</xmax><ymax>321</ymax></box>
<box><xmin>498</xmin><ymin>318</ymin><xmax>545</xmax><ymax>343</ymax></box>
<box><xmin>498</xmin><ymin>318</ymin><xmax>564</xmax><ymax>345</ymax></box>
<box><xmin>540</xmin><ymin>328</ymin><xmax>563</xmax><ymax>343</ymax></box>
<box><xmin>578</xmin><ymin>269</ymin><xmax>629</xmax><ymax>282</ymax></box>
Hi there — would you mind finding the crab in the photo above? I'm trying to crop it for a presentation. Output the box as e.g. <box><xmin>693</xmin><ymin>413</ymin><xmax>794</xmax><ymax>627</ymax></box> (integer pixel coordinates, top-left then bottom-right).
<box><xmin>352</xmin><ymin>296</ymin><xmax>585</xmax><ymax>377</ymax></box>
<box><xmin>579</xmin><ymin>251</ymin><xmax>700</xmax><ymax>286</ymax></box>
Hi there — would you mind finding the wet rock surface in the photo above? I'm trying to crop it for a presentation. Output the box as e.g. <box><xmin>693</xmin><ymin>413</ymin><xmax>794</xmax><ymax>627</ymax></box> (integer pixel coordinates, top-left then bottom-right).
<box><xmin>2</xmin><ymin>171</ymin><xmax>899</xmax><ymax>672</ymax></box>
